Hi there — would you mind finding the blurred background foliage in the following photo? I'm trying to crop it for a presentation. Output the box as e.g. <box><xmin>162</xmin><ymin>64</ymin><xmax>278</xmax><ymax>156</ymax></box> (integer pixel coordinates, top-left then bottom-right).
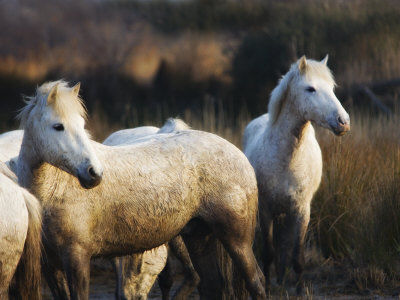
<box><xmin>1</xmin><ymin>0</ymin><xmax>400</xmax><ymax>292</ymax></box>
<box><xmin>1</xmin><ymin>0</ymin><xmax>400</xmax><ymax>131</ymax></box>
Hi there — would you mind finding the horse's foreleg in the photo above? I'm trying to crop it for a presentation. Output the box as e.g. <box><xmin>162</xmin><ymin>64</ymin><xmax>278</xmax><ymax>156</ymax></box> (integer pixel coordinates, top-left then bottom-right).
<box><xmin>274</xmin><ymin>214</ymin><xmax>296</xmax><ymax>287</ymax></box>
<box><xmin>63</xmin><ymin>245</ymin><xmax>91</xmax><ymax>300</ymax></box>
<box><xmin>110</xmin><ymin>257</ymin><xmax>123</xmax><ymax>300</ymax></box>
<box><xmin>168</xmin><ymin>235</ymin><xmax>200</xmax><ymax>300</ymax></box>
<box><xmin>292</xmin><ymin>210</ymin><xmax>310</xmax><ymax>295</ymax></box>
<box><xmin>42</xmin><ymin>246</ymin><xmax>70</xmax><ymax>300</ymax></box>
<box><xmin>259</xmin><ymin>209</ymin><xmax>274</xmax><ymax>291</ymax></box>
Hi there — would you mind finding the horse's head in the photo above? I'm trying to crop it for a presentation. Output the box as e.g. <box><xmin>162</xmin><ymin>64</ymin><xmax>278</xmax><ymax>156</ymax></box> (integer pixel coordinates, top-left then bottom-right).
<box><xmin>270</xmin><ymin>55</ymin><xmax>350</xmax><ymax>136</ymax></box>
<box><xmin>292</xmin><ymin>55</ymin><xmax>350</xmax><ymax>135</ymax></box>
<box><xmin>19</xmin><ymin>80</ymin><xmax>103</xmax><ymax>188</ymax></box>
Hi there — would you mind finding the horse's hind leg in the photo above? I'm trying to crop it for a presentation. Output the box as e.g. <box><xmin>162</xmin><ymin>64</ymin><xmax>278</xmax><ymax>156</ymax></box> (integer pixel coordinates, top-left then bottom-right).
<box><xmin>219</xmin><ymin>234</ymin><xmax>266</xmax><ymax>300</ymax></box>
<box><xmin>215</xmin><ymin>211</ymin><xmax>266</xmax><ymax>300</ymax></box>
<box><xmin>183</xmin><ymin>235</ymin><xmax>225</xmax><ymax>300</ymax></box>
<box><xmin>158</xmin><ymin>255</ymin><xmax>173</xmax><ymax>300</ymax></box>
<box><xmin>168</xmin><ymin>235</ymin><xmax>200</xmax><ymax>300</ymax></box>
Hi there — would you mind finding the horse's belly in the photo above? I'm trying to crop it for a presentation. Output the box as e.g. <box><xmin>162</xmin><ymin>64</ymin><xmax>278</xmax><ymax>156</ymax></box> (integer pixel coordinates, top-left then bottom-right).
<box><xmin>92</xmin><ymin>208</ymin><xmax>195</xmax><ymax>257</ymax></box>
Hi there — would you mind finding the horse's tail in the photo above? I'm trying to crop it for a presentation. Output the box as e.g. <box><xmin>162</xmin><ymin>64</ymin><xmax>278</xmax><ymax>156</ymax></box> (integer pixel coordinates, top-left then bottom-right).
<box><xmin>216</xmin><ymin>241</ymin><xmax>248</xmax><ymax>300</ymax></box>
<box><xmin>11</xmin><ymin>191</ymin><xmax>42</xmax><ymax>300</ymax></box>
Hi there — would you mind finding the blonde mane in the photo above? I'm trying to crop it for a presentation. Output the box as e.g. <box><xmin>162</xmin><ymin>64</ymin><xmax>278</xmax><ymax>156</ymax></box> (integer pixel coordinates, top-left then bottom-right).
<box><xmin>267</xmin><ymin>57</ymin><xmax>336</xmax><ymax>126</ymax></box>
<box><xmin>17</xmin><ymin>80</ymin><xmax>87</xmax><ymax>128</ymax></box>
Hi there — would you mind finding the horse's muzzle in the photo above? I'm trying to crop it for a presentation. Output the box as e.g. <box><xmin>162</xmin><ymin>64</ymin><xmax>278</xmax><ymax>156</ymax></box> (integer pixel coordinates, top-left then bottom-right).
<box><xmin>331</xmin><ymin>123</ymin><xmax>350</xmax><ymax>136</ymax></box>
<box><xmin>77</xmin><ymin>166</ymin><xmax>103</xmax><ymax>189</ymax></box>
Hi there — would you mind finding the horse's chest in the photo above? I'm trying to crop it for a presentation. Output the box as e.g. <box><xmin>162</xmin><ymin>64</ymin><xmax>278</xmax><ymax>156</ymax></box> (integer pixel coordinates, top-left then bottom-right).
<box><xmin>257</xmin><ymin>146</ymin><xmax>322</xmax><ymax>214</ymax></box>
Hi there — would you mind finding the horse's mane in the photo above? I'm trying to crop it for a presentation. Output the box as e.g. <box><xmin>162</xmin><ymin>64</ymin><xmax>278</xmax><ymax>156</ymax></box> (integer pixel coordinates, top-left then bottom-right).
<box><xmin>158</xmin><ymin>118</ymin><xmax>190</xmax><ymax>133</ymax></box>
<box><xmin>267</xmin><ymin>57</ymin><xmax>336</xmax><ymax>126</ymax></box>
<box><xmin>17</xmin><ymin>80</ymin><xmax>87</xmax><ymax>128</ymax></box>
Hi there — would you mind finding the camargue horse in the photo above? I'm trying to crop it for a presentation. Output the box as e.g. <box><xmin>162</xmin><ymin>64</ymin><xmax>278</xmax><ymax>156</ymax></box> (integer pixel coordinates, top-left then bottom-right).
<box><xmin>0</xmin><ymin>129</ymin><xmax>23</xmax><ymax>164</ymax></box>
<box><xmin>0</xmin><ymin>161</ymin><xmax>42</xmax><ymax>300</ymax></box>
<box><xmin>17</xmin><ymin>80</ymin><xmax>266</xmax><ymax>300</ymax></box>
<box><xmin>105</xmin><ymin>119</ymin><xmax>200</xmax><ymax>300</ymax></box>
<box><xmin>103</xmin><ymin>117</ymin><xmax>190</xmax><ymax>146</ymax></box>
<box><xmin>243</xmin><ymin>56</ymin><xmax>350</xmax><ymax>294</ymax></box>
<box><xmin>3</xmin><ymin>123</ymin><xmax>196</xmax><ymax>299</ymax></box>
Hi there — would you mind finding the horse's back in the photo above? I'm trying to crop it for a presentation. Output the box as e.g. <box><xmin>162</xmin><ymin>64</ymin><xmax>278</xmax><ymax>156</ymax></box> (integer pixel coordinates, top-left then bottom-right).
<box><xmin>103</xmin><ymin>126</ymin><xmax>159</xmax><ymax>146</ymax></box>
<box><xmin>243</xmin><ymin>114</ymin><xmax>269</xmax><ymax>153</ymax></box>
<box><xmin>100</xmin><ymin>129</ymin><xmax>257</xmax><ymax>212</ymax></box>
<box><xmin>0</xmin><ymin>129</ymin><xmax>24</xmax><ymax>143</ymax></box>
<box><xmin>0</xmin><ymin>130</ymin><xmax>23</xmax><ymax>163</ymax></box>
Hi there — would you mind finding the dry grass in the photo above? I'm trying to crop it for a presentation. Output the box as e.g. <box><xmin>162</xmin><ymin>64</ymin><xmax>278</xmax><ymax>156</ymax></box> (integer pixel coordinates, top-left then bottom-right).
<box><xmin>309</xmin><ymin>113</ymin><xmax>400</xmax><ymax>291</ymax></box>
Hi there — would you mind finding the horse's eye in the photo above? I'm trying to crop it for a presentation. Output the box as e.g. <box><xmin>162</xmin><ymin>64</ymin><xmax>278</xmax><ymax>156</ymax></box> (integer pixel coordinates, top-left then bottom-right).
<box><xmin>306</xmin><ymin>86</ymin><xmax>316</xmax><ymax>93</ymax></box>
<box><xmin>53</xmin><ymin>123</ymin><xmax>64</xmax><ymax>131</ymax></box>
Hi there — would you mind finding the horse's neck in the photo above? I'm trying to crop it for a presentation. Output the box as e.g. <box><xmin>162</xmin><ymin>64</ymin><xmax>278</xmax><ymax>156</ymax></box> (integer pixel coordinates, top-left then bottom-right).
<box><xmin>17</xmin><ymin>138</ymin><xmax>40</xmax><ymax>189</ymax></box>
<box><xmin>18</xmin><ymin>150</ymin><xmax>72</xmax><ymax>202</ymax></box>
<box><xmin>265</xmin><ymin>102</ymin><xmax>314</xmax><ymax>160</ymax></box>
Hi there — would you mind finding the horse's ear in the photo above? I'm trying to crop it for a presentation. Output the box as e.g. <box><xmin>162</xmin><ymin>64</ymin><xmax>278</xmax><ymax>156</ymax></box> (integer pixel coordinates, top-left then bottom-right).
<box><xmin>71</xmin><ymin>82</ymin><xmax>81</xmax><ymax>97</ymax></box>
<box><xmin>321</xmin><ymin>54</ymin><xmax>329</xmax><ymax>65</ymax></box>
<box><xmin>47</xmin><ymin>84</ymin><xmax>59</xmax><ymax>105</ymax></box>
<box><xmin>298</xmin><ymin>55</ymin><xmax>307</xmax><ymax>74</ymax></box>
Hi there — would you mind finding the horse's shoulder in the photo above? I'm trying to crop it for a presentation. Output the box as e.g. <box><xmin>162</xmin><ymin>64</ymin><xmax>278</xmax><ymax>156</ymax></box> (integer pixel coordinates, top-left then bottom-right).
<box><xmin>243</xmin><ymin>114</ymin><xmax>269</xmax><ymax>154</ymax></box>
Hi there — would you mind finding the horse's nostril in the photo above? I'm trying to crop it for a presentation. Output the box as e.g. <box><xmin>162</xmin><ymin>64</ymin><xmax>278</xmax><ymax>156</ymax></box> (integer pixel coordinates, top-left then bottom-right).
<box><xmin>337</xmin><ymin>116</ymin><xmax>345</xmax><ymax>125</ymax></box>
<box><xmin>88</xmin><ymin>166</ymin><xmax>97</xmax><ymax>178</ymax></box>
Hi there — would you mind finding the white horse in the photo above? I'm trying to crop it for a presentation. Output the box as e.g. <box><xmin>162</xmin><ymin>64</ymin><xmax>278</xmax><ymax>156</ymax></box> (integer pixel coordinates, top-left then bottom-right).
<box><xmin>3</xmin><ymin>122</ymin><xmax>195</xmax><ymax>299</ymax></box>
<box><xmin>113</xmin><ymin>244</ymin><xmax>168</xmax><ymax>300</ymax></box>
<box><xmin>0</xmin><ymin>161</ymin><xmax>42</xmax><ymax>300</ymax></box>
<box><xmin>103</xmin><ymin>117</ymin><xmax>190</xmax><ymax>146</ymax></box>
<box><xmin>17</xmin><ymin>80</ymin><xmax>266</xmax><ymax>300</ymax></box>
<box><xmin>102</xmin><ymin>126</ymin><xmax>158</xmax><ymax>145</ymax></box>
<box><xmin>0</xmin><ymin>129</ymin><xmax>23</xmax><ymax>165</ymax></box>
<box><xmin>243</xmin><ymin>56</ymin><xmax>350</xmax><ymax>294</ymax></box>
<box><xmin>105</xmin><ymin>119</ymin><xmax>199</xmax><ymax>300</ymax></box>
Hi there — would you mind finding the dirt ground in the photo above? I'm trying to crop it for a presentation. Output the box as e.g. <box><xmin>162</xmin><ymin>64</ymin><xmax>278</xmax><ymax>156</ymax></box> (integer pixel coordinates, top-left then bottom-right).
<box><xmin>42</xmin><ymin>258</ymin><xmax>400</xmax><ymax>300</ymax></box>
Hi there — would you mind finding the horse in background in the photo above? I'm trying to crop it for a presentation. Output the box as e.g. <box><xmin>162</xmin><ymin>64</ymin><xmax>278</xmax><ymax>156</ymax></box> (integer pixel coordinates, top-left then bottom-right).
<box><xmin>0</xmin><ymin>130</ymin><xmax>23</xmax><ymax>167</ymax></box>
<box><xmin>0</xmin><ymin>161</ymin><xmax>42</xmax><ymax>300</ymax></box>
<box><xmin>243</xmin><ymin>56</ymin><xmax>350</xmax><ymax>294</ymax></box>
<box><xmin>103</xmin><ymin>117</ymin><xmax>190</xmax><ymax>146</ymax></box>
<box><xmin>105</xmin><ymin>118</ymin><xmax>199</xmax><ymax>300</ymax></box>
<box><xmin>17</xmin><ymin>80</ymin><xmax>266</xmax><ymax>300</ymax></box>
